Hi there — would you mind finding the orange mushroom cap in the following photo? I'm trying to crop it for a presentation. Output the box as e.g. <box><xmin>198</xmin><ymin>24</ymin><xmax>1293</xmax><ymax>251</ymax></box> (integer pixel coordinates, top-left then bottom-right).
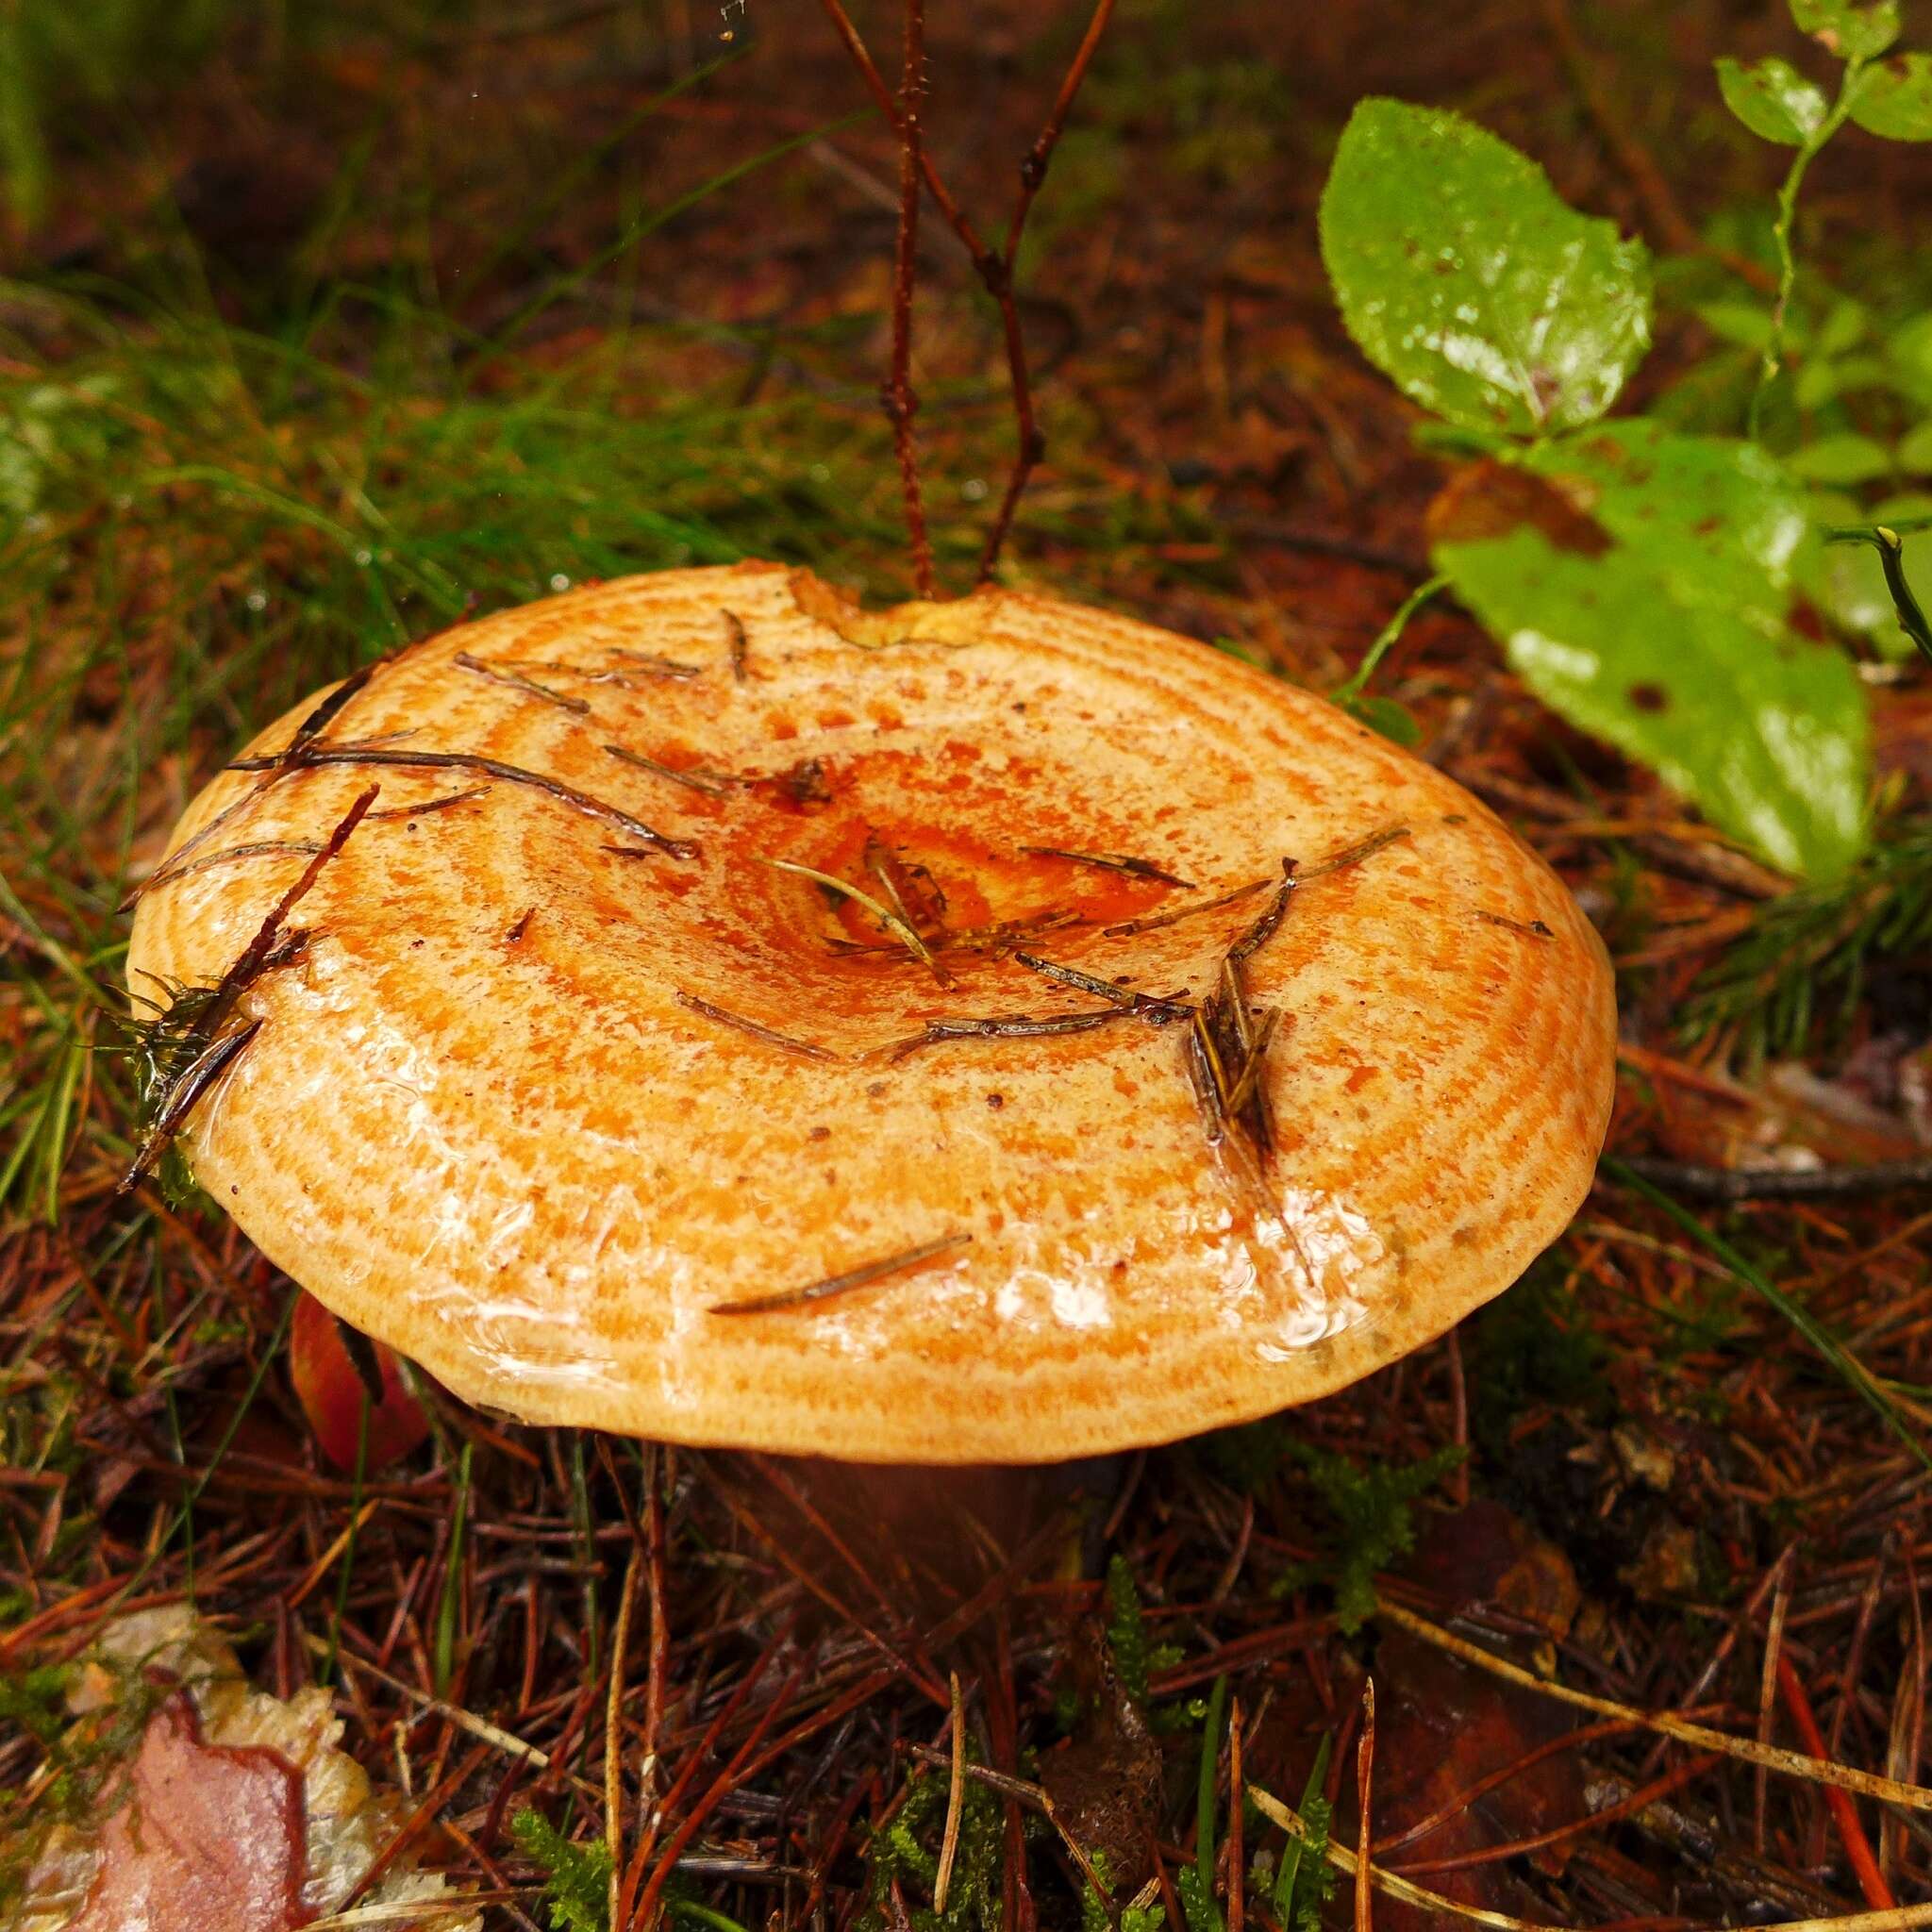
<box><xmin>125</xmin><ymin>562</ymin><xmax>1614</xmax><ymax>1462</ymax></box>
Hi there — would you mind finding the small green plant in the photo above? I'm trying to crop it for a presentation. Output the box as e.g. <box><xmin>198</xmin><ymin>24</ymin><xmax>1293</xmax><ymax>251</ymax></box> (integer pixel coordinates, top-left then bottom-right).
<box><xmin>1317</xmin><ymin>0</ymin><xmax>1932</xmax><ymax>882</ymax></box>
<box><xmin>1268</xmin><ymin>1735</ymin><xmax>1334</xmax><ymax>1932</ymax></box>
<box><xmin>1080</xmin><ymin>1851</ymin><xmax>1165</xmax><ymax>1932</ymax></box>
<box><xmin>1687</xmin><ymin>808</ymin><xmax>1932</xmax><ymax>1056</ymax></box>
<box><xmin>511</xmin><ymin>1808</ymin><xmax>613</xmax><ymax>1932</ymax></box>
<box><xmin>1176</xmin><ymin>1674</ymin><xmax>1227</xmax><ymax>1932</ymax></box>
<box><xmin>1103</xmin><ymin>1555</ymin><xmax>1182</xmax><ymax>1708</ymax></box>
<box><xmin>1716</xmin><ymin>0</ymin><xmax>1932</xmax><ymax>424</ymax></box>
<box><xmin>0</xmin><ymin>1665</ymin><xmax>69</xmax><ymax>1748</ymax></box>
<box><xmin>1272</xmin><ymin>1441</ymin><xmax>1463</xmax><ymax>1633</ymax></box>
<box><xmin>857</xmin><ymin>1764</ymin><xmax>1007</xmax><ymax>1932</ymax></box>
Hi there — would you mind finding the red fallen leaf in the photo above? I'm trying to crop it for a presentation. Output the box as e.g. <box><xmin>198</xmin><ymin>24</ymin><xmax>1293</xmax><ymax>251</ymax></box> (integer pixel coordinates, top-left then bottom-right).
<box><xmin>1406</xmin><ymin>1497</ymin><xmax>1581</xmax><ymax>1647</ymax></box>
<box><xmin>1257</xmin><ymin>1505</ymin><xmax>1591</xmax><ymax>1932</ymax></box>
<box><xmin>70</xmin><ymin>1690</ymin><xmax>314</xmax><ymax>1932</ymax></box>
<box><xmin>289</xmin><ymin>1291</ymin><xmax>430</xmax><ymax>1471</ymax></box>
<box><xmin>1370</xmin><ymin>1505</ymin><xmax>1588</xmax><ymax>1928</ymax></box>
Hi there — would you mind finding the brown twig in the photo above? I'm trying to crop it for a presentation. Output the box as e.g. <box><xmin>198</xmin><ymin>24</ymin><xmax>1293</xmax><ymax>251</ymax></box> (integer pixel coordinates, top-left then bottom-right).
<box><xmin>1228</xmin><ymin>1694</ymin><xmax>1246</xmax><ymax>1932</ymax></box>
<box><xmin>607</xmin><ymin>1541</ymin><xmax>644</xmax><ymax>1925</ymax></box>
<box><xmin>1613</xmin><ymin>1156</ymin><xmax>1932</xmax><ymax>1202</ymax></box>
<box><xmin>675</xmin><ymin>991</ymin><xmax>843</xmax><ymax>1063</ymax></box>
<box><xmin>1757</xmin><ymin>1550</ymin><xmax>1795</xmax><ymax>1855</ymax></box>
<box><xmin>708</xmin><ymin>1232</ymin><xmax>971</xmax><ymax>1317</ymax></box>
<box><xmin>119</xmin><ymin>786</ymin><xmax>380</xmax><ymax>1192</ymax></box>
<box><xmin>1379</xmin><ymin>1597</ymin><xmax>1932</xmax><ymax>1810</ymax></box>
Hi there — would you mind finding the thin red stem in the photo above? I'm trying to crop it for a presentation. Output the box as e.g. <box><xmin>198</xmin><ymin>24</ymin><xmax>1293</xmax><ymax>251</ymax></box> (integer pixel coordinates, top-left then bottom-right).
<box><xmin>814</xmin><ymin>0</ymin><xmax>1115</xmax><ymax>588</ymax></box>
<box><xmin>887</xmin><ymin>0</ymin><xmax>934</xmax><ymax>597</ymax></box>
<box><xmin>974</xmin><ymin>0</ymin><xmax>1115</xmax><ymax>584</ymax></box>
<box><xmin>812</xmin><ymin>0</ymin><xmax>991</xmax><ymax>261</ymax></box>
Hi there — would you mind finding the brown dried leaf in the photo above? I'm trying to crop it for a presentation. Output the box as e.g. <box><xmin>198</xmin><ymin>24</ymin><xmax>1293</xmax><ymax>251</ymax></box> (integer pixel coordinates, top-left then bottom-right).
<box><xmin>1425</xmin><ymin>460</ymin><xmax>1610</xmax><ymax>557</ymax></box>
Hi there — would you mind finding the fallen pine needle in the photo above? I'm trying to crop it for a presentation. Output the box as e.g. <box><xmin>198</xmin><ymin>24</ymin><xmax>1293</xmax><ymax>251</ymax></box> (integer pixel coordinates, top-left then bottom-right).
<box><xmin>286</xmin><ymin>1499</ymin><xmax>381</xmax><ymax>1610</ymax></box>
<box><xmin>1777</xmin><ymin>1651</ymin><xmax>1895</xmax><ymax>1909</ymax></box>
<box><xmin>935</xmin><ymin>1670</ymin><xmax>966</xmax><ymax>1914</ymax></box>
<box><xmin>1250</xmin><ymin>1780</ymin><xmax>1932</xmax><ymax>1932</ymax></box>
<box><xmin>1356</xmin><ymin>1681</ymin><xmax>1374</xmax><ymax>1932</ymax></box>
<box><xmin>608</xmin><ymin>1540</ymin><xmax>645</xmax><ymax>1927</ymax></box>
<box><xmin>1377</xmin><ymin>1598</ymin><xmax>1932</xmax><ymax>1812</ymax></box>
<box><xmin>302</xmin><ymin>1630</ymin><xmax>560</xmax><ymax>1778</ymax></box>
<box><xmin>304</xmin><ymin>1899</ymin><xmax>515</xmax><ymax>1930</ymax></box>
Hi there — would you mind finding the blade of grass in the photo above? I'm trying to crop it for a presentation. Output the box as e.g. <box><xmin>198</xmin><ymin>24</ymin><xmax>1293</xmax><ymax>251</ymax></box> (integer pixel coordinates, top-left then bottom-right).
<box><xmin>1607</xmin><ymin>1158</ymin><xmax>1930</xmax><ymax>1472</ymax></box>
<box><xmin>322</xmin><ymin>1390</ymin><xmax>374</xmax><ymax>1690</ymax></box>
<box><xmin>1274</xmin><ymin>1732</ymin><xmax>1333</xmax><ymax>1928</ymax></box>
<box><xmin>435</xmin><ymin>1439</ymin><xmax>474</xmax><ymax>1695</ymax></box>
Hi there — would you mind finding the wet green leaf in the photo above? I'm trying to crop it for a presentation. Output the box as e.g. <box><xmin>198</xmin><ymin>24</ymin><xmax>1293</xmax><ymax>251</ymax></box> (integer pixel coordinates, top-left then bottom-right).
<box><xmin>1787</xmin><ymin>432</ymin><xmax>1894</xmax><ymax>482</ymax></box>
<box><xmin>1693</xmin><ymin>299</ymin><xmax>1776</xmax><ymax>350</ymax></box>
<box><xmin>1888</xmin><ymin>313</ymin><xmax>1932</xmax><ymax>407</ymax></box>
<box><xmin>1716</xmin><ymin>56</ymin><xmax>1830</xmax><ymax>144</ymax></box>
<box><xmin>1433</xmin><ymin>425</ymin><xmax>1870</xmax><ymax>879</ymax></box>
<box><xmin>1794</xmin><ymin>352</ymin><xmax>1890</xmax><ymax>408</ymax></box>
<box><xmin>1319</xmin><ymin>98</ymin><xmax>1651</xmax><ymax>435</ymax></box>
<box><xmin>1790</xmin><ymin>0</ymin><xmax>1902</xmax><ymax>61</ymax></box>
<box><xmin>1340</xmin><ymin>693</ymin><xmax>1424</xmax><ymax>746</ymax></box>
<box><xmin>1851</xmin><ymin>52</ymin><xmax>1932</xmax><ymax>139</ymax></box>
<box><xmin>1818</xmin><ymin>296</ymin><xmax>1871</xmax><ymax>355</ymax></box>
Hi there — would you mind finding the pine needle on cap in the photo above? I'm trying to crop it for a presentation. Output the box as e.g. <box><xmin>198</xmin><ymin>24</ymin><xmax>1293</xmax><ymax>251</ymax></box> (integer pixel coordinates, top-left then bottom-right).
<box><xmin>709</xmin><ymin>1232</ymin><xmax>972</xmax><ymax>1316</ymax></box>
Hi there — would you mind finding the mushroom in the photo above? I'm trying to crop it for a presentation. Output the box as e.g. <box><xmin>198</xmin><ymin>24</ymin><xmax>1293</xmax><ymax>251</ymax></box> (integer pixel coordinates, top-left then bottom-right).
<box><xmin>125</xmin><ymin>562</ymin><xmax>1614</xmax><ymax>1463</ymax></box>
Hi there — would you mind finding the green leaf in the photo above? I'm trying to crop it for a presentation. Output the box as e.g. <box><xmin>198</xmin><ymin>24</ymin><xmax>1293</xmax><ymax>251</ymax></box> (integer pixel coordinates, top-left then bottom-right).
<box><xmin>1889</xmin><ymin>314</ymin><xmax>1932</xmax><ymax>408</ymax></box>
<box><xmin>1790</xmin><ymin>0</ymin><xmax>1902</xmax><ymax>61</ymax></box>
<box><xmin>1692</xmin><ymin>299</ymin><xmax>1775</xmax><ymax>351</ymax></box>
<box><xmin>1851</xmin><ymin>53</ymin><xmax>1932</xmax><ymax>139</ymax></box>
<box><xmin>1787</xmin><ymin>432</ymin><xmax>1893</xmax><ymax>482</ymax></box>
<box><xmin>1817</xmin><ymin>296</ymin><xmax>1871</xmax><ymax>356</ymax></box>
<box><xmin>1434</xmin><ymin>425</ymin><xmax>1869</xmax><ymax>880</ymax></box>
<box><xmin>0</xmin><ymin>8</ymin><xmax>50</xmax><ymax>233</ymax></box>
<box><xmin>1339</xmin><ymin>693</ymin><xmax>1424</xmax><ymax>745</ymax></box>
<box><xmin>1794</xmin><ymin>352</ymin><xmax>1890</xmax><ymax>408</ymax></box>
<box><xmin>1716</xmin><ymin>56</ymin><xmax>1830</xmax><ymax>144</ymax></box>
<box><xmin>1273</xmin><ymin>1736</ymin><xmax>1334</xmax><ymax>1932</ymax></box>
<box><xmin>1183</xmin><ymin>1675</ymin><xmax>1228</xmax><ymax>1932</ymax></box>
<box><xmin>1897</xmin><ymin>421</ymin><xmax>1932</xmax><ymax>474</ymax></box>
<box><xmin>1319</xmin><ymin>97</ymin><xmax>1651</xmax><ymax>435</ymax></box>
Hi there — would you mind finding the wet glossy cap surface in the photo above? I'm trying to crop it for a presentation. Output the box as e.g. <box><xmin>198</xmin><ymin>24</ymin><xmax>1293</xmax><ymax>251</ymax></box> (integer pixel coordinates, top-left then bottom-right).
<box><xmin>126</xmin><ymin>563</ymin><xmax>1615</xmax><ymax>1462</ymax></box>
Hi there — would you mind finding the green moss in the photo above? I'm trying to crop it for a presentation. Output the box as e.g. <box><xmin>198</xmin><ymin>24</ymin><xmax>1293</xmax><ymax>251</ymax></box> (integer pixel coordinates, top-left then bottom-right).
<box><xmin>857</xmin><ymin>1764</ymin><xmax>1008</xmax><ymax>1932</ymax></box>
<box><xmin>1271</xmin><ymin>1441</ymin><xmax>1464</xmax><ymax>1633</ymax></box>
<box><xmin>512</xmin><ymin>1807</ymin><xmax>613</xmax><ymax>1932</ymax></box>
